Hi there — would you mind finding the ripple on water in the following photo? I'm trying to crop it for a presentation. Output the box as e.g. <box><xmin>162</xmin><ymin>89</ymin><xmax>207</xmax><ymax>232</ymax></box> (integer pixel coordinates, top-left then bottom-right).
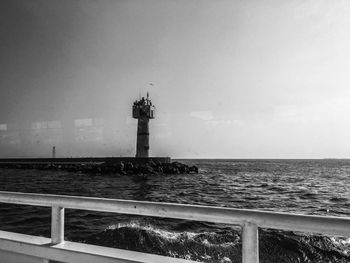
<box><xmin>329</xmin><ymin>197</ymin><xmax>348</xmax><ymax>202</ymax></box>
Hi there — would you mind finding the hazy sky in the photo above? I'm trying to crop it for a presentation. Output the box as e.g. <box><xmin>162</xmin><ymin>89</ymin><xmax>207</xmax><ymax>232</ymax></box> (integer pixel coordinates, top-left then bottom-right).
<box><xmin>1</xmin><ymin>0</ymin><xmax>350</xmax><ymax>158</ymax></box>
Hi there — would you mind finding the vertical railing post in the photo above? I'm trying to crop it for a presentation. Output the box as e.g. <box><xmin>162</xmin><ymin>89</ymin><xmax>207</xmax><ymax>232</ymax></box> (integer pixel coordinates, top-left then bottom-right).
<box><xmin>51</xmin><ymin>206</ymin><xmax>64</xmax><ymax>244</ymax></box>
<box><xmin>242</xmin><ymin>222</ymin><xmax>259</xmax><ymax>263</ymax></box>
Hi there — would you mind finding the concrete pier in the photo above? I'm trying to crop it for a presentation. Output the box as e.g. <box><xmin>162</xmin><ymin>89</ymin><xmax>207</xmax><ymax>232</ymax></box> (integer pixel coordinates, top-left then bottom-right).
<box><xmin>0</xmin><ymin>157</ymin><xmax>201</xmax><ymax>176</ymax></box>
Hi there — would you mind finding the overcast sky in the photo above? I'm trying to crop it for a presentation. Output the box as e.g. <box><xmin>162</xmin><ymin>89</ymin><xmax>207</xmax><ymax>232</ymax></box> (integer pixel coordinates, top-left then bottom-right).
<box><xmin>1</xmin><ymin>0</ymin><xmax>350</xmax><ymax>158</ymax></box>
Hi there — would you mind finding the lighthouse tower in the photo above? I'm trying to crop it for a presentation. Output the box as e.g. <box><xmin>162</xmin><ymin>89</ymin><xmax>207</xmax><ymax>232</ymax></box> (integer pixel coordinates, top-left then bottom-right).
<box><xmin>132</xmin><ymin>93</ymin><xmax>155</xmax><ymax>158</ymax></box>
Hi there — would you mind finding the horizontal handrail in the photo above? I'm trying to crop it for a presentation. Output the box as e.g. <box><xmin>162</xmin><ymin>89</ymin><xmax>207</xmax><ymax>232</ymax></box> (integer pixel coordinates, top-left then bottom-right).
<box><xmin>0</xmin><ymin>191</ymin><xmax>349</xmax><ymax>237</ymax></box>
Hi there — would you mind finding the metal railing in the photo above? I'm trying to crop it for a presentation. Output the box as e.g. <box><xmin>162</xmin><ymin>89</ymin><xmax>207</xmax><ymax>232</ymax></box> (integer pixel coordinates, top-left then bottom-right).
<box><xmin>0</xmin><ymin>191</ymin><xmax>349</xmax><ymax>263</ymax></box>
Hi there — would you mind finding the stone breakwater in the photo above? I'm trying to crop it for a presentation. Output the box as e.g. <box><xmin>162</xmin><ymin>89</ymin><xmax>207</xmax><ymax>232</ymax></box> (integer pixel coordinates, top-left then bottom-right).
<box><xmin>0</xmin><ymin>160</ymin><xmax>199</xmax><ymax>176</ymax></box>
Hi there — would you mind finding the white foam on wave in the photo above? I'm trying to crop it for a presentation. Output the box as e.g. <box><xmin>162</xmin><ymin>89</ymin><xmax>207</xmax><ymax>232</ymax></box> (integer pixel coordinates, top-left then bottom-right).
<box><xmin>330</xmin><ymin>237</ymin><xmax>350</xmax><ymax>255</ymax></box>
<box><xmin>105</xmin><ymin>220</ymin><xmax>237</xmax><ymax>247</ymax></box>
<box><xmin>106</xmin><ymin>221</ymin><xmax>196</xmax><ymax>240</ymax></box>
<box><xmin>330</xmin><ymin>237</ymin><xmax>350</xmax><ymax>246</ymax></box>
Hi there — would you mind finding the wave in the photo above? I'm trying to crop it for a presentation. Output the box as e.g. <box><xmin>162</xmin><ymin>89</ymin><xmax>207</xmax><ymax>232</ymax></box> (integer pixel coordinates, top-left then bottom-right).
<box><xmin>330</xmin><ymin>197</ymin><xmax>348</xmax><ymax>203</ymax></box>
<box><xmin>85</xmin><ymin>220</ymin><xmax>350</xmax><ymax>263</ymax></box>
<box><xmin>86</xmin><ymin>220</ymin><xmax>241</xmax><ymax>262</ymax></box>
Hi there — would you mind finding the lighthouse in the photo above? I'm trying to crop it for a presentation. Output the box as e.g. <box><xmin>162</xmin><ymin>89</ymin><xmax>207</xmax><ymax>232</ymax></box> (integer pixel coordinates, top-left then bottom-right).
<box><xmin>132</xmin><ymin>93</ymin><xmax>155</xmax><ymax>158</ymax></box>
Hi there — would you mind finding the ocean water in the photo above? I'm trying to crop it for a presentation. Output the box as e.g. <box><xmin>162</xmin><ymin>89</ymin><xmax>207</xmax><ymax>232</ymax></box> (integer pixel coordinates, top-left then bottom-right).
<box><xmin>0</xmin><ymin>159</ymin><xmax>350</xmax><ymax>262</ymax></box>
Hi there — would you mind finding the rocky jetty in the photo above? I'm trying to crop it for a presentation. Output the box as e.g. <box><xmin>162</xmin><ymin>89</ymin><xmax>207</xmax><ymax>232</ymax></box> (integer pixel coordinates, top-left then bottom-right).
<box><xmin>0</xmin><ymin>160</ymin><xmax>198</xmax><ymax>176</ymax></box>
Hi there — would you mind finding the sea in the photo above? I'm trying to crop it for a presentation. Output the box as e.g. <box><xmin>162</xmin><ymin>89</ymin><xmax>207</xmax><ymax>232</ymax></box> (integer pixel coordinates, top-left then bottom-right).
<box><xmin>0</xmin><ymin>159</ymin><xmax>349</xmax><ymax>263</ymax></box>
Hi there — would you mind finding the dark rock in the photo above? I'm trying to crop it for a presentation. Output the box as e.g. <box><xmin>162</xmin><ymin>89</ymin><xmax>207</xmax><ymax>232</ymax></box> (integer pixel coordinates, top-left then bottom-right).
<box><xmin>189</xmin><ymin>165</ymin><xmax>199</xmax><ymax>173</ymax></box>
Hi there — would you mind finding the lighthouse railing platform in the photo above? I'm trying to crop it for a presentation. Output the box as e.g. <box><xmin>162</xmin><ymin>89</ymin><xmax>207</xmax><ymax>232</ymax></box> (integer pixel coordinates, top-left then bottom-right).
<box><xmin>0</xmin><ymin>191</ymin><xmax>349</xmax><ymax>263</ymax></box>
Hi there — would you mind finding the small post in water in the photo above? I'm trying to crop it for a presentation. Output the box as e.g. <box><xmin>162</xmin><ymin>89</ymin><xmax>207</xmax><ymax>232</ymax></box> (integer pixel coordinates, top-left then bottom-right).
<box><xmin>52</xmin><ymin>146</ymin><xmax>56</xmax><ymax>159</ymax></box>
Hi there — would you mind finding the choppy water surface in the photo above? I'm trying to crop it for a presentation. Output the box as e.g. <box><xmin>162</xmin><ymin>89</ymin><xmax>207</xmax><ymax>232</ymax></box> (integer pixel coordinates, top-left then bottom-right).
<box><xmin>0</xmin><ymin>159</ymin><xmax>350</xmax><ymax>262</ymax></box>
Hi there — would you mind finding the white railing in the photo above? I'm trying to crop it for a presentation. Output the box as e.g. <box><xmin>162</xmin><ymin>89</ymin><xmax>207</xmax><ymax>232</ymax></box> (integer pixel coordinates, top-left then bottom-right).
<box><xmin>0</xmin><ymin>191</ymin><xmax>349</xmax><ymax>263</ymax></box>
